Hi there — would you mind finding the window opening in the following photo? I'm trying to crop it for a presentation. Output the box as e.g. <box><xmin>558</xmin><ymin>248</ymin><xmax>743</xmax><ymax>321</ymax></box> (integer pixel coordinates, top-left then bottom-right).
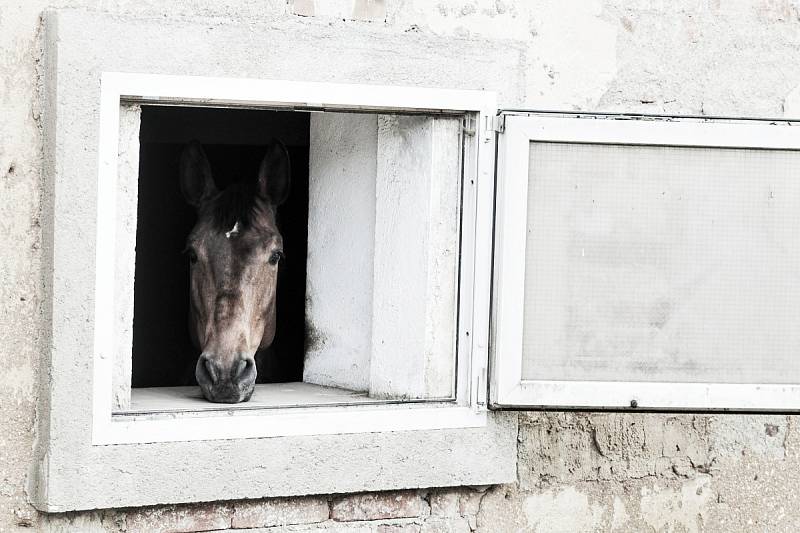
<box><xmin>132</xmin><ymin>106</ymin><xmax>309</xmax><ymax>390</ymax></box>
<box><xmin>119</xmin><ymin>105</ymin><xmax>465</xmax><ymax>413</ymax></box>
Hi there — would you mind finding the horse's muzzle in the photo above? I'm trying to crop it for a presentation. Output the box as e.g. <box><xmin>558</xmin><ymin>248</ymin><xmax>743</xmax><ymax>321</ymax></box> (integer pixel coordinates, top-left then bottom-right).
<box><xmin>195</xmin><ymin>354</ymin><xmax>256</xmax><ymax>403</ymax></box>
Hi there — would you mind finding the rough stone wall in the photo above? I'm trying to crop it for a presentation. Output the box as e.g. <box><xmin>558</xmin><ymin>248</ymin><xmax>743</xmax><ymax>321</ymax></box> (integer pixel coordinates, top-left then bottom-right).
<box><xmin>4</xmin><ymin>0</ymin><xmax>800</xmax><ymax>531</ymax></box>
<box><xmin>32</xmin><ymin>412</ymin><xmax>798</xmax><ymax>532</ymax></box>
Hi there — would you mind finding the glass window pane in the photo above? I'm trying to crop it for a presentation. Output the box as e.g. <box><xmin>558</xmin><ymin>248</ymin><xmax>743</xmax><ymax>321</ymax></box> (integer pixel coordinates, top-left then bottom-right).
<box><xmin>522</xmin><ymin>142</ymin><xmax>800</xmax><ymax>384</ymax></box>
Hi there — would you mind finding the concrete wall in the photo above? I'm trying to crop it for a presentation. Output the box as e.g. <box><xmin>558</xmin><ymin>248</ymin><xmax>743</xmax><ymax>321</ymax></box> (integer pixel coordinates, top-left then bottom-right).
<box><xmin>304</xmin><ymin>113</ymin><xmax>459</xmax><ymax>399</ymax></box>
<box><xmin>4</xmin><ymin>0</ymin><xmax>800</xmax><ymax>530</ymax></box>
<box><xmin>305</xmin><ymin>113</ymin><xmax>377</xmax><ymax>392</ymax></box>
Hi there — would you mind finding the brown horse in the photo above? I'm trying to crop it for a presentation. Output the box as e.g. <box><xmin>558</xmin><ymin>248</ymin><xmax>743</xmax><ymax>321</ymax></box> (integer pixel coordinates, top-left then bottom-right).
<box><xmin>179</xmin><ymin>140</ymin><xmax>290</xmax><ymax>403</ymax></box>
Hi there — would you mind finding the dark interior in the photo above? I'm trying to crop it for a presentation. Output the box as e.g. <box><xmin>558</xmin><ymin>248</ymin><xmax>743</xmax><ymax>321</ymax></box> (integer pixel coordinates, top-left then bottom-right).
<box><xmin>132</xmin><ymin>105</ymin><xmax>309</xmax><ymax>387</ymax></box>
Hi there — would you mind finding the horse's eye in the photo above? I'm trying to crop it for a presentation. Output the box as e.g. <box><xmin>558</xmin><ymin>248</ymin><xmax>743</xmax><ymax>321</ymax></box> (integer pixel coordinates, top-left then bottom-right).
<box><xmin>268</xmin><ymin>251</ymin><xmax>284</xmax><ymax>266</ymax></box>
<box><xmin>183</xmin><ymin>247</ymin><xmax>198</xmax><ymax>264</ymax></box>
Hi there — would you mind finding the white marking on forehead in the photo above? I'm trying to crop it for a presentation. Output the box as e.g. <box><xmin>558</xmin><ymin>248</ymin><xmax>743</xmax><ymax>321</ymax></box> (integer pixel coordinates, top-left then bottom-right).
<box><xmin>225</xmin><ymin>221</ymin><xmax>240</xmax><ymax>239</ymax></box>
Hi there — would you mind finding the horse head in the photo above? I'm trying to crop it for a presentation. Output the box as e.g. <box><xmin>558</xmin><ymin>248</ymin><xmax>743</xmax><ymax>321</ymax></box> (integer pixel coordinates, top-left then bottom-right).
<box><xmin>179</xmin><ymin>140</ymin><xmax>290</xmax><ymax>403</ymax></box>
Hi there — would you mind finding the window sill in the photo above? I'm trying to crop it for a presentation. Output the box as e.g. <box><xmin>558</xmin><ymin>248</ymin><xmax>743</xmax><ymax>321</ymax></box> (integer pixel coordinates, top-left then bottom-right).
<box><xmin>98</xmin><ymin>383</ymin><xmax>482</xmax><ymax>445</ymax></box>
<box><xmin>118</xmin><ymin>382</ymin><xmax>451</xmax><ymax>416</ymax></box>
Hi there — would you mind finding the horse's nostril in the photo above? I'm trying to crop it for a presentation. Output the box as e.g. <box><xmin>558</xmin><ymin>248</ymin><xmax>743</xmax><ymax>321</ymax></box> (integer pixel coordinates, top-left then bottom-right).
<box><xmin>232</xmin><ymin>358</ymin><xmax>255</xmax><ymax>382</ymax></box>
<box><xmin>196</xmin><ymin>355</ymin><xmax>222</xmax><ymax>387</ymax></box>
<box><xmin>196</xmin><ymin>354</ymin><xmax>255</xmax><ymax>403</ymax></box>
<box><xmin>233</xmin><ymin>359</ymin><xmax>246</xmax><ymax>379</ymax></box>
<box><xmin>204</xmin><ymin>358</ymin><xmax>219</xmax><ymax>384</ymax></box>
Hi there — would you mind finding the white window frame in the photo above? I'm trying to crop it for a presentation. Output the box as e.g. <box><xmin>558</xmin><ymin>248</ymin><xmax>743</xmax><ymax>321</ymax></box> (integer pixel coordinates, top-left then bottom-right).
<box><xmin>491</xmin><ymin>112</ymin><xmax>800</xmax><ymax>411</ymax></box>
<box><xmin>93</xmin><ymin>72</ymin><xmax>497</xmax><ymax>444</ymax></box>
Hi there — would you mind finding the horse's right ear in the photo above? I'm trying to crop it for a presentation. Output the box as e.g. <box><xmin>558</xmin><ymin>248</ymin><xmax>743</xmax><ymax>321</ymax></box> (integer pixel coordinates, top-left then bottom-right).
<box><xmin>180</xmin><ymin>141</ymin><xmax>217</xmax><ymax>207</ymax></box>
<box><xmin>257</xmin><ymin>140</ymin><xmax>290</xmax><ymax>206</ymax></box>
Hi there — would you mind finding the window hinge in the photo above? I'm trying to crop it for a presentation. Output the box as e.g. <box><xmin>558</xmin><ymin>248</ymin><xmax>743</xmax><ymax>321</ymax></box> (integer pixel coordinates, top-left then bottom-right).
<box><xmin>466</xmin><ymin>115</ymin><xmax>503</xmax><ymax>141</ymax></box>
<box><xmin>492</xmin><ymin>114</ymin><xmax>505</xmax><ymax>134</ymax></box>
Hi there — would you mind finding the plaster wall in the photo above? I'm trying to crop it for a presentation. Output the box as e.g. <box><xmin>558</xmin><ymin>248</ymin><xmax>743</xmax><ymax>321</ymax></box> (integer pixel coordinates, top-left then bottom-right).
<box><xmin>304</xmin><ymin>112</ymin><xmax>460</xmax><ymax>399</ymax></box>
<box><xmin>112</xmin><ymin>103</ymin><xmax>140</xmax><ymax>411</ymax></box>
<box><xmin>305</xmin><ymin>113</ymin><xmax>377</xmax><ymax>392</ymax></box>
<box><xmin>370</xmin><ymin>115</ymin><xmax>460</xmax><ymax>399</ymax></box>
<box><xmin>4</xmin><ymin>0</ymin><xmax>800</xmax><ymax>531</ymax></box>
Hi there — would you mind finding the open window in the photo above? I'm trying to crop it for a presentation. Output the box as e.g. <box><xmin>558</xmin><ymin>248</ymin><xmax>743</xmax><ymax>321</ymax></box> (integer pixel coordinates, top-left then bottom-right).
<box><xmin>123</xmin><ymin>107</ymin><xmax>308</xmax><ymax>403</ymax></box>
<box><xmin>118</xmin><ymin>101</ymin><xmax>467</xmax><ymax>413</ymax></box>
<box><xmin>35</xmin><ymin>10</ymin><xmax>518</xmax><ymax>513</ymax></box>
<box><xmin>43</xmin><ymin>7</ymin><xmax>800</xmax><ymax>514</ymax></box>
<box><xmin>96</xmin><ymin>73</ymin><xmax>497</xmax><ymax>441</ymax></box>
<box><xmin>491</xmin><ymin>111</ymin><xmax>800</xmax><ymax>411</ymax></box>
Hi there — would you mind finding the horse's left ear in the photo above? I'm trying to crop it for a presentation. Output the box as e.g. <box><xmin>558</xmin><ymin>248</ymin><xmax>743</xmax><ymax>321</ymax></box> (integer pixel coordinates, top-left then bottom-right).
<box><xmin>257</xmin><ymin>140</ymin><xmax>290</xmax><ymax>206</ymax></box>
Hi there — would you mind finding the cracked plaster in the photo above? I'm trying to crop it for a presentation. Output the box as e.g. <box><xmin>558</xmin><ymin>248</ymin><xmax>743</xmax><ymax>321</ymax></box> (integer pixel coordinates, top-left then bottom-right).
<box><xmin>4</xmin><ymin>0</ymin><xmax>800</xmax><ymax>531</ymax></box>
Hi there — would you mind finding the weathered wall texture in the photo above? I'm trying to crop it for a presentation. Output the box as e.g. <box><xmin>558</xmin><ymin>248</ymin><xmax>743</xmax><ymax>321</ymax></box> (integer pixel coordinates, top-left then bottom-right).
<box><xmin>4</xmin><ymin>0</ymin><xmax>800</xmax><ymax>531</ymax></box>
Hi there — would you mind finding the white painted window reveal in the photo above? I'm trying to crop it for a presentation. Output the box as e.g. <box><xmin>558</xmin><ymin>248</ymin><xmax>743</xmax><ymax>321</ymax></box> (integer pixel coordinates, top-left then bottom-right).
<box><xmin>96</xmin><ymin>72</ymin><xmax>497</xmax><ymax>444</ymax></box>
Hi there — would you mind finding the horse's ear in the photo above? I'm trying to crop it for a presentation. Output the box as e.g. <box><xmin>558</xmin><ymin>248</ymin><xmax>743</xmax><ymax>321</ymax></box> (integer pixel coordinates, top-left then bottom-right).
<box><xmin>180</xmin><ymin>141</ymin><xmax>217</xmax><ymax>207</ymax></box>
<box><xmin>257</xmin><ymin>140</ymin><xmax>290</xmax><ymax>206</ymax></box>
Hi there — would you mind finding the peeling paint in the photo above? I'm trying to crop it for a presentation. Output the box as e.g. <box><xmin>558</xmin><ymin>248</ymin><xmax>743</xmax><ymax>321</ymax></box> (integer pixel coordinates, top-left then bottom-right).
<box><xmin>5</xmin><ymin>0</ymin><xmax>800</xmax><ymax>530</ymax></box>
<box><xmin>525</xmin><ymin>0</ymin><xmax>618</xmax><ymax>109</ymax></box>
<box><xmin>783</xmin><ymin>83</ymin><xmax>800</xmax><ymax>116</ymax></box>
<box><xmin>610</xmin><ymin>496</ymin><xmax>630</xmax><ymax>531</ymax></box>
<box><xmin>523</xmin><ymin>487</ymin><xmax>606</xmax><ymax>533</ymax></box>
<box><xmin>639</xmin><ymin>477</ymin><xmax>713</xmax><ymax>533</ymax></box>
<box><xmin>709</xmin><ymin>415</ymin><xmax>788</xmax><ymax>461</ymax></box>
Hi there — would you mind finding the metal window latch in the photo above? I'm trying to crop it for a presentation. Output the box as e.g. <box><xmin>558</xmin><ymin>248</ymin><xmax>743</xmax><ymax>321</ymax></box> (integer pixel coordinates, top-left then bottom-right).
<box><xmin>476</xmin><ymin>366</ymin><xmax>488</xmax><ymax>409</ymax></box>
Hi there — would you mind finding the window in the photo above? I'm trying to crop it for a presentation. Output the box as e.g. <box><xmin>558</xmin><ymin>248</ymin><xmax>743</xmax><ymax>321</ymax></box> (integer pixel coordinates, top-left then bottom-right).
<box><xmin>113</xmin><ymin>99</ymin><xmax>471</xmax><ymax>414</ymax></box>
<box><xmin>129</xmin><ymin>106</ymin><xmax>310</xmax><ymax>396</ymax></box>
<box><xmin>39</xmin><ymin>7</ymin><xmax>800</xmax><ymax>513</ymax></box>
<box><xmin>95</xmin><ymin>72</ymin><xmax>495</xmax><ymax>444</ymax></box>
<box><xmin>491</xmin><ymin>111</ymin><xmax>800</xmax><ymax>410</ymax></box>
<box><xmin>35</xmin><ymin>7</ymin><xmax>514</xmax><ymax>511</ymax></box>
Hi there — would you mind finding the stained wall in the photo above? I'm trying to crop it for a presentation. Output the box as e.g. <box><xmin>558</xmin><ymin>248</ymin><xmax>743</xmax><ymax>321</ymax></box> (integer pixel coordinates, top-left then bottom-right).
<box><xmin>3</xmin><ymin>1</ymin><xmax>800</xmax><ymax>531</ymax></box>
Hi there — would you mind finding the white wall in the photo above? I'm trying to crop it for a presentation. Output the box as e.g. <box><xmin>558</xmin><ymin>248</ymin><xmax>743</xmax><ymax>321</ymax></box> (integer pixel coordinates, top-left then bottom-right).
<box><xmin>304</xmin><ymin>113</ymin><xmax>377</xmax><ymax>392</ymax></box>
<box><xmin>305</xmin><ymin>113</ymin><xmax>461</xmax><ymax>399</ymax></box>
<box><xmin>5</xmin><ymin>0</ymin><xmax>800</xmax><ymax>531</ymax></box>
<box><xmin>112</xmin><ymin>103</ymin><xmax>140</xmax><ymax>410</ymax></box>
<box><xmin>370</xmin><ymin>115</ymin><xmax>461</xmax><ymax>399</ymax></box>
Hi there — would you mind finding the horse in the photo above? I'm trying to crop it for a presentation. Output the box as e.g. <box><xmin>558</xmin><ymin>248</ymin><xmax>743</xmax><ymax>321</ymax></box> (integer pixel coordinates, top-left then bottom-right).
<box><xmin>179</xmin><ymin>140</ymin><xmax>290</xmax><ymax>403</ymax></box>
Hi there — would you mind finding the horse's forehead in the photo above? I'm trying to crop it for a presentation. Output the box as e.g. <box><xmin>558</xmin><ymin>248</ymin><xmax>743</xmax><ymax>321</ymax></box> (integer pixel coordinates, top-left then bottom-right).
<box><xmin>235</xmin><ymin>228</ymin><xmax>281</xmax><ymax>251</ymax></box>
<box><xmin>190</xmin><ymin>220</ymin><xmax>280</xmax><ymax>251</ymax></box>
<box><xmin>225</xmin><ymin>221</ymin><xmax>240</xmax><ymax>239</ymax></box>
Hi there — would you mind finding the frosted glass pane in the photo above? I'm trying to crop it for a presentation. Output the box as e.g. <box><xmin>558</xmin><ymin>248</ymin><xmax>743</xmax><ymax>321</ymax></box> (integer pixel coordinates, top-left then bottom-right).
<box><xmin>522</xmin><ymin>142</ymin><xmax>800</xmax><ymax>384</ymax></box>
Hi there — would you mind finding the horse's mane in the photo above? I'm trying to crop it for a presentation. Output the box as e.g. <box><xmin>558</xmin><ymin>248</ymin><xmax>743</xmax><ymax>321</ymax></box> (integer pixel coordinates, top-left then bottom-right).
<box><xmin>211</xmin><ymin>180</ymin><xmax>258</xmax><ymax>232</ymax></box>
